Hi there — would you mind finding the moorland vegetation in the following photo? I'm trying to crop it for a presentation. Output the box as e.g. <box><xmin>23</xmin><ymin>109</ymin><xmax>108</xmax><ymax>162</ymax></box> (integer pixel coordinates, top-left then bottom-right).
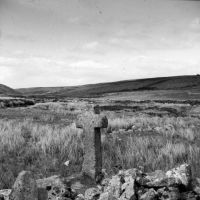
<box><xmin>0</xmin><ymin>100</ymin><xmax>200</xmax><ymax>189</ymax></box>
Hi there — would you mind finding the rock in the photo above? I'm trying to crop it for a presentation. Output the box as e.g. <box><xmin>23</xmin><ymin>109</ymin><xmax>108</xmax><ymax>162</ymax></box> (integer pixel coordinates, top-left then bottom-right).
<box><xmin>0</xmin><ymin>189</ymin><xmax>11</xmax><ymax>200</ymax></box>
<box><xmin>180</xmin><ymin>191</ymin><xmax>198</xmax><ymax>200</ymax></box>
<box><xmin>194</xmin><ymin>186</ymin><xmax>200</xmax><ymax>196</ymax></box>
<box><xmin>37</xmin><ymin>175</ymin><xmax>76</xmax><ymax>200</ymax></box>
<box><xmin>137</xmin><ymin>164</ymin><xmax>192</xmax><ymax>189</ymax></box>
<box><xmin>193</xmin><ymin>178</ymin><xmax>200</xmax><ymax>196</ymax></box>
<box><xmin>58</xmin><ymin>198</ymin><xmax>72</xmax><ymax>200</ymax></box>
<box><xmin>36</xmin><ymin>175</ymin><xmax>64</xmax><ymax>189</ymax></box>
<box><xmin>166</xmin><ymin>164</ymin><xmax>192</xmax><ymax>189</ymax></box>
<box><xmin>62</xmin><ymin>188</ymin><xmax>78</xmax><ymax>200</ymax></box>
<box><xmin>140</xmin><ymin>170</ymin><xmax>170</xmax><ymax>188</ymax></box>
<box><xmin>10</xmin><ymin>171</ymin><xmax>38</xmax><ymax>200</ymax></box>
<box><xmin>85</xmin><ymin>188</ymin><xmax>101</xmax><ymax>200</ymax></box>
<box><xmin>168</xmin><ymin>187</ymin><xmax>180</xmax><ymax>200</ymax></box>
<box><xmin>120</xmin><ymin>173</ymin><xmax>135</xmax><ymax>200</ymax></box>
<box><xmin>101</xmin><ymin>178</ymin><xmax>111</xmax><ymax>188</ymax></box>
<box><xmin>99</xmin><ymin>192</ymin><xmax>117</xmax><ymax>200</ymax></box>
<box><xmin>101</xmin><ymin>168</ymin><xmax>140</xmax><ymax>200</ymax></box>
<box><xmin>131</xmin><ymin>126</ymin><xmax>136</xmax><ymax>130</ymax></box>
<box><xmin>139</xmin><ymin>188</ymin><xmax>158</xmax><ymax>200</ymax></box>
<box><xmin>104</xmin><ymin>175</ymin><xmax>122</xmax><ymax>198</ymax></box>
<box><xmin>75</xmin><ymin>194</ymin><xmax>85</xmax><ymax>200</ymax></box>
<box><xmin>157</xmin><ymin>188</ymin><xmax>170</xmax><ymax>199</ymax></box>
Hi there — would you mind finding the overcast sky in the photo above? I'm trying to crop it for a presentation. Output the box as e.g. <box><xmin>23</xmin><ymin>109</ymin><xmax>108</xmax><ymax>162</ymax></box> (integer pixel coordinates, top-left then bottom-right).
<box><xmin>0</xmin><ymin>0</ymin><xmax>200</xmax><ymax>88</ymax></box>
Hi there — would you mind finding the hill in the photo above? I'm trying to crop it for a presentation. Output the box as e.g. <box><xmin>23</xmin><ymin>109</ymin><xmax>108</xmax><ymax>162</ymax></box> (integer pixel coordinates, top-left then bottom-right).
<box><xmin>0</xmin><ymin>84</ymin><xmax>21</xmax><ymax>97</ymax></box>
<box><xmin>16</xmin><ymin>75</ymin><xmax>200</xmax><ymax>98</ymax></box>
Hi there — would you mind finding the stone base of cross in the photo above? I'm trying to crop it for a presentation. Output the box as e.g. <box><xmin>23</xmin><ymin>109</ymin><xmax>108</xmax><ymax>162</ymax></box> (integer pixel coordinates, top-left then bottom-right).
<box><xmin>76</xmin><ymin>105</ymin><xmax>108</xmax><ymax>181</ymax></box>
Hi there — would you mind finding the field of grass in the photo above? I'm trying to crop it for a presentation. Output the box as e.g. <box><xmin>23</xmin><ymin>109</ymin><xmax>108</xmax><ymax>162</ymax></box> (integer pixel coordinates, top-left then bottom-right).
<box><xmin>1</xmin><ymin>100</ymin><xmax>200</xmax><ymax>189</ymax></box>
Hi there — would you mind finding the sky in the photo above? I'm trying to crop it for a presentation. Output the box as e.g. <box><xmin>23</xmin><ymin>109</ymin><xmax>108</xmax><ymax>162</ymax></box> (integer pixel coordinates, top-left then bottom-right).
<box><xmin>0</xmin><ymin>0</ymin><xmax>200</xmax><ymax>88</ymax></box>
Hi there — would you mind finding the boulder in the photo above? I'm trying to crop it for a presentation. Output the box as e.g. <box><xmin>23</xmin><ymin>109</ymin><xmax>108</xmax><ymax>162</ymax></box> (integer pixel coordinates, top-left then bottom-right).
<box><xmin>37</xmin><ymin>175</ymin><xmax>76</xmax><ymax>200</ymax></box>
<box><xmin>192</xmin><ymin>178</ymin><xmax>200</xmax><ymax>196</ymax></box>
<box><xmin>99</xmin><ymin>192</ymin><xmax>117</xmax><ymax>200</ymax></box>
<box><xmin>0</xmin><ymin>189</ymin><xmax>11</xmax><ymax>200</ymax></box>
<box><xmin>104</xmin><ymin>175</ymin><xmax>122</xmax><ymax>199</ymax></box>
<box><xmin>120</xmin><ymin>173</ymin><xmax>135</xmax><ymax>200</ymax></box>
<box><xmin>75</xmin><ymin>194</ymin><xmax>85</xmax><ymax>200</ymax></box>
<box><xmin>139</xmin><ymin>188</ymin><xmax>158</xmax><ymax>200</ymax></box>
<box><xmin>166</xmin><ymin>164</ymin><xmax>192</xmax><ymax>189</ymax></box>
<box><xmin>167</xmin><ymin>187</ymin><xmax>181</xmax><ymax>200</ymax></box>
<box><xmin>137</xmin><ymin>164</ymin><xmax>192</xmax><ymax>189</ymax></box>
<box><xmin>9</xmin><ymin>171</ymin><xmax>38</xmax><ymax>200</ymax></box>
<box><xmin>85</xmin><ymin>187</ymin><xmax>101</xmax><ymax>200</ymax></box>
<box><xmin>36</xmin><ymin>175</ymin><xmax>64</xmax><ymax>189</ymax></box>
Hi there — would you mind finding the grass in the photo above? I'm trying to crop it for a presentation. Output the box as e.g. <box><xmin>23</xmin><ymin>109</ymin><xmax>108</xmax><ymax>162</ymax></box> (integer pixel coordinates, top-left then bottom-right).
<box><xmin>0</xmin><ymin>119</ymin><xmax>84</xmax><ymax>188</ymax></box>
<box><xmin>0</xmin><ymin>101</ymin><xmax>200</xmax><ymax>189</ymax></box>
<box><xmin>105</xmin><ymin>116</ymin><xmax>200</xmax><ymax>175</ymax></box>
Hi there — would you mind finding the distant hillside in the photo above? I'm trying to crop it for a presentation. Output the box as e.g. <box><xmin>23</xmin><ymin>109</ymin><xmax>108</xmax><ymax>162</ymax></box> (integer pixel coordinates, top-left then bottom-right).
<box><xmin>0</xmin><ymin>84</ymin><xmax>21</xmax><ymax>97</ymax></box>
<box><xmin>17</xmin><ymin>75</ymin><xmax>200</xmax><ymax>98</ymax></box>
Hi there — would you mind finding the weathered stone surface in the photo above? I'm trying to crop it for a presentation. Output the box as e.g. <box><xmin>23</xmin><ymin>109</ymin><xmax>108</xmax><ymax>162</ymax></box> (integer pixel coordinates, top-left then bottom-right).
<box><xmin>138</xmin><ymin>170</ymin><xmax>172</xmax><ymax>188</ymax></box>
<box><xmin>2</xmin><ymin>163</ymin><xmax>198</xmax><ymax>200</ymax></box>
<box><xmin>101</xmin><ymin>178</ymin><xmax>111</xmax><ymax>188</ymax></box>
<box><xmin>84</xmin><ymin>187</ymin><xmax>101</xmax><ymax>200</ymax></box>
<box><xmin>168</xmin><ymin>187</ymin><xmax>181</xmax><ymax>200</ymax></box>
<box><xmin>120</xmin><ymin>173</ymin><xmax>135</xmax><ymax>200</ymax></box>
<box><xmin>139</xmin><ymin>188</ymin><xmax>158</xmax><ymax>200</ymax></box>
<box><xmin>104</xmin><ymin>175</ymin><xmax>122</xmax><ymax>199</ymax></box>
<box><xmin>75</xmin><ymin>194</ymin><xmax>85</xmax><ymax>200</ymax></box>
<box><xmin>37</xmin><ymin>175</ymin><xmax>70</xmax><ymax>200</ymax></box>
<box><xmin>76</xmin><ymin>105</ymin><xmax>108</xmax><ymax>180</ymax></box>
<box><xmin>166</xmin><ymin>164</ymin><xmax>192</xmax><ymax>188</ymax></box>
<box><xmin>58</xmin><ymin>198</ymin><xmax>71</xmax><ymax>200</ymax></box>
<box><xmin>36</xmin><ymin>175</ymin><xmax>64</xmax><ymax>189</ymax></box>
<box><xmin>0</xmin><ymin>189</ymin><xmax>11</xmax><ymax>200</ymax></box>
<box><xmin>10</xmin><ymin>171</ymin><xmax>38</xmax><ymax>200</ymax></box>
<box><xmin>137</xmin><ymin>164</ymin><xmax>192</xmax><ymax>189</ymax></box>
<box><xmin>99</xmin><ymin>192</ymin><xmax>117</xmax><ymax>200</ymax></box>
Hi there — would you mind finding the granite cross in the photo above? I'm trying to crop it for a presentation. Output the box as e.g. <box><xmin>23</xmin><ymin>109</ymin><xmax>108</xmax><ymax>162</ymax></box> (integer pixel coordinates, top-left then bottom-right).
<box><xmin>76</xmin><ymin>105</ymin><xmax>108</xmax><ymax>180</ymax></box>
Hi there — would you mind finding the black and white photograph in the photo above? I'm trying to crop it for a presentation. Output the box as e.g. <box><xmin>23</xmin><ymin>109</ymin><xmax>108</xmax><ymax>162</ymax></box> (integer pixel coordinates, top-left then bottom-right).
<box><xmin>0</xmin><ymin>0</ymin><xmax>200</xmax><ymax>199</ymax></box>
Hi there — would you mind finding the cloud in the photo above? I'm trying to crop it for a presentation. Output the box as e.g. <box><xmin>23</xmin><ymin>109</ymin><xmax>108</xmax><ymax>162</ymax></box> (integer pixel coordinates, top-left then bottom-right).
<box><xmin>0</xmin><ymin>66</ymin><xmax>12</xmax><ymax>82</ymax></box>
<box><xmin>68</xmin><ymin>17</ymin><xmax>80</xmax><ymax>24</ymax></box>
<box><xmin>3</xmin><ymin>33</ymin><xmax>34</xmax><ymax>42</ymax></box>
<box><xmin>190</xmin><ymin>17</ymin><xmax>200</xmax><ymax>30</ymax></box>
<box><xmin>69</xmin><ymin>59</ymin><xmax>108</xmax><ymax>69</ymax></box>
<box><xmin>83</xmin><ymin>41</ymin><xmax>99</xmax><ymax>50</ymax></box>
<box><xmin>0</xmin><ymin>56</ymin><xmax>110</xmax><ymax>87</ymax></box>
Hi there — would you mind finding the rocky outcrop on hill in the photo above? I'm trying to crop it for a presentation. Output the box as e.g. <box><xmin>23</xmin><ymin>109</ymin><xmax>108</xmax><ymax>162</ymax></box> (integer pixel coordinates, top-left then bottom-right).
<box><xmin>0</xmin><ymin>164</ymin><xmax>200</xmax><ymax>200</ymax></box>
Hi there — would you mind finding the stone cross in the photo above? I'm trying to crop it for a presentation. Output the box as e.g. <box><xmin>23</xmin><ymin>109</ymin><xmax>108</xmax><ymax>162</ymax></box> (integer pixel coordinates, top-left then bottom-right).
<box><xmin>76</xmin><ymin>105</ymin><xmax>108</xmax><ymax>180</ymax></box>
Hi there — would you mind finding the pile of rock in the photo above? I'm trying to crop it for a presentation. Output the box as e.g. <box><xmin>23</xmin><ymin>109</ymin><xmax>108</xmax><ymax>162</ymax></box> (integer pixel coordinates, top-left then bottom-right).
<box><xmin>84</xmin><ymin>164</ymin><xmax>200</xmax><ymax>200</ymax></box>
<box><xmin>0</xmin><ymin>171</ymin><xmax>77</xmax><ymax>200</ymax></box>
<box><xmin>1</xmin><ymin>164</ymin><xmax>200</xmax><ymax>200</ymax></box>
